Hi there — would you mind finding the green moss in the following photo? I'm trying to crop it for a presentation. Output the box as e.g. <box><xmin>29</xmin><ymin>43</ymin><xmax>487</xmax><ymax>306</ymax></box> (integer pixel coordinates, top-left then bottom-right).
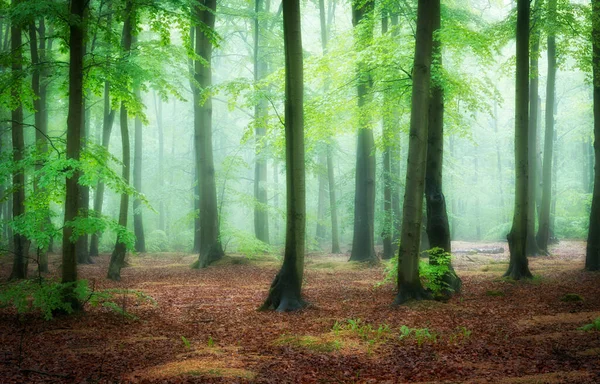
<box><xmin>561</xmin><ymin>293</ymin><xmax>584</xmax><ymax>302</ymax></box>
<box><xmin>486</xmin><ymin>290</ymin><xmax>504</xmax><ymax>297</ymax></box>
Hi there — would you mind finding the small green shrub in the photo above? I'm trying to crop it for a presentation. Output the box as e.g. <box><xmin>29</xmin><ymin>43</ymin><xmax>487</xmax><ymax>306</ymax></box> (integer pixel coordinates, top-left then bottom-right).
<box><xmin>181</xmin><ymin>336</ymin><xmax>191</xmax><ymax>349</ymax></box>
<box><xmin>486</xmin><ymin>290</ymin><xmax>504</xmax><ymax>297</ymax></box>
<box><xmin>579</xmin><ymin>317</ymin><xmax>600</xmax><ymax>331</ymax></box>
<box><xmin>398</xmin><ymin>325</ymin><xmax>438</xmax><ymax>347</ymax></box>
<box><xmin>561</xmin><ymin>293</ymin><xmax>584</xmax><ymax>302</ymax></box>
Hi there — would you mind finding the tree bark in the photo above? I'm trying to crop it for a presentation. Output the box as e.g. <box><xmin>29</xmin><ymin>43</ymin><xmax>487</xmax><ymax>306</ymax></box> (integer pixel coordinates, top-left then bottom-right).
<box><xmin>192</xmin><ymin>0</ymin><xmax>224</xmax><ymax>268</ymax></box>
<box><xmin>537</xmin><ymin>0</ymin><xmax>556</xmax><ymax>255</ymax></box>
<box><xmin>326</xmin><ymin>146</ymin><xmax>341</xmax><ymax>253</ymax></box>
<box><xmin>10</xmin><ymin>1</ymin><xmax>29</xmax><ymax>280</ymax></box>
<box><xmin>153</xmin><ymin>91</ymin><xmax>166</xmax><ymax>231</ymax></box>
<box><xmin>261</xmin><ymin>0</ymin><xmax>306</xmax><ymax>311</ymax></box>
<box><xmin>527</xmin><ymin>0</ymin><xmax>542</xmax><ymax>256</ymax></box>
<box><xmin>505</xmin><ymin>0</ymin><xmax>533</xmax><ymax>280</ymax></box>
<box><xmin>586</xmin><ymin>0</ymin><xmax>600</xmax><ymax>271</ymax></box>
<box><xmin>349</xmin><ymin>0</ymin><xmax>376</xmax><ymax>263</ymax></box>
<box><xmin>395</xmin><ymin>0</ymin><xmax>435</xmax><ymax>304</ymax></box>
<box><xmin>107</xmin><ymin>0</ymin><xmax>134</xmax><ymax>281</ymax></box>
<box><xmin>62</xmin><ymin>0</ymin><xmax>87</xmax><ymax>310</ymax></box>
<box><xmin>254</xmin><ymin>0</ymin><xmax>270</xmax><ymax>244</ymax></box>
<box><xmin>133</xmin><ymin>87</ymin><xmax>146</xmax><ymax>253</ymax></box>
<box><xmin>90</xmin><ymin>82</ymin><xmax>115</xmax><ymax>256</ymax></box>
<box><xmin>77</xmin><ymin>92</ymin><xmax>92</xmax><ymax>264</ymax></box>
<box><xmin>425</xmin><ymin>2</ymin><xmax>461</xmax><ymax>295</ymax></box>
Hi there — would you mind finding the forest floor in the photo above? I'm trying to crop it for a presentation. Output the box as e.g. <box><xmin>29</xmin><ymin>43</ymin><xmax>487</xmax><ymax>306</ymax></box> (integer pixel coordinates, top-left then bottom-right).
<box><xmin>1</xmin><ymin>240</ymin><xmax>599</xmax><ymax>383</ymax></box>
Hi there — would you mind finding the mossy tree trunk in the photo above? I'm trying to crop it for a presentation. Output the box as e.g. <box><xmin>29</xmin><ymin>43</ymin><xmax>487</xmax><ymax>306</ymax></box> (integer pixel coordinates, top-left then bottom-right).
<box><xmin>192</xmin><ymin>0</ymin><xmax>224</xmax><ymax>268</ymax></box>
<box><xmin>394</xmin><ymin>0</ymin><xmax>435</xmax><ymax>304</ymax></box>
<box><xmin>425</xmin><ymin>3</ymin><xmax>461</xmax><ymax>295</ymax></box>
<box><xmin>349</xmin><ymin>0</ymin><xmax>377</xmax><ymax>263</ymax></box>
<box><xmin>586</xmin><ymin>0</ymin><xmax>600</xmax><ymax>271</ymax></box>
<box><xmin>133</xmin><ymin>86</ymin><xmax>146</xmax><ymax>253</ymax></box>
<box><xmin>505</xmin><ymin>0</ymin><xmax>533</xmax><ymax>280</ymax></box>
<box><xmin>261</xmin><ymin>0</ymin><xmax>306</xmax><ymax>312</ymax></box>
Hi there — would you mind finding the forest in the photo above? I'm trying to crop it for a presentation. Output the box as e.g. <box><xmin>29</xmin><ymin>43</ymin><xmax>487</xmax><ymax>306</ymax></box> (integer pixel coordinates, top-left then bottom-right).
<box><xmin>0</xmin><ymin>0</ymin><xmax>599</xmax><ymax>382</ymax></box>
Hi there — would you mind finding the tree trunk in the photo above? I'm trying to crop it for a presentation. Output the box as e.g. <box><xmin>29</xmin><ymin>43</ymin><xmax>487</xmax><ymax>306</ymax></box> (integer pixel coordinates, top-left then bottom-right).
<box><xmin>537</xmin><ymin>0</ymin><xmax>556</xmax><ymax>255</ymax></box>
<box><xmin>493</xmin><ymin>101</ymin><xmax>506</xmax><ymax>223</ymax></box>
<box><xmin>77</xmin><ymin>94</ymin><xmax>92</xmax><ymax>264</ymax></box>
<box><xmin>261</xmin><ymin>0</ymin><xmax>306</xmax><ymax>311</ymax></box>
<box><xmin>107</xmin><ymin>0</ymin><xmax>134</xmax><ymax>281</ymax></box>
<box><xmin>395</xmin><ymin>0</ymin><xmax>435</xmax><ymax>304</ymax></box>
<box><xmin>527</xmin><ymin>1</ymin><xmax>542</xmax><ymax>256</ymax></box>
<box><xmin>349</xmin><ymin>0</ymin><xmax>376</xmax><ymax>263</ymax></box>
<box><xmin>192</xmin><ymin>0</ymin><xmax>224</xmax><ymax>268</ymax></box>
<box><xmin>29</xmin><ymin>18</ymin><xmax>49</xmax><ymax>273</ymax></box>
<box><xmin>586</xmin><ymin>0</ymin><xmax>600</xmax><ymax>271</ymax></box>
<box><xmin>316</xmin><ymin>151</ymin><xmax>327</xmax><ymax>243</ymax></box>
<box><xmin>154</xmin><ymin>91</ymin><xmax>165</xmax><ymax>231</ymax></box>
<box><xmin>133</xmin><ymin>88</ymin><xmax>146</xmax><ymax>253</ymax></box>
<box><xmin>505</xmin><ymin>0</ymin><xmax>533</xmax><ymax>280</ymax></box>
<box><xmin>254</xmin><ymin>0</ymin><xmax>270</xmax><ymax>244</ymax></box>
<box><xmin>326</xmin><ymin>146</ymin><xmax>341</xmax><ymax>253</ymax></box>
<box><xmin>62</xmin><ymin>0</ymin><xmax>87</xmax><ymax>310</ymax></box>
<box><xmin>10</xmin><ymin>2</ymin><xmax>29</xmax><ymax>280</ymax></box>
<box><xmin>189</xmin><ymin>26</ymin><xmax>201</xmax><ymax>254</ymax></box>
<box><xmin>90</xmin><ymin>82</ymin><xmax>115</xmax><ymax>256</ymax></box>
<box><xmin>425</xmin><ymin>2</ymin><xmax>461</xmax><ymax>295</ymax></box>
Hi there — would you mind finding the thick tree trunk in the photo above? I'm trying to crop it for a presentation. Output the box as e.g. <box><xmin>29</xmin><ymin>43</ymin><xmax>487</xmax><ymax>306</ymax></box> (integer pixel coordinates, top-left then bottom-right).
<box><xmin>107</xmin><ymin>0</ymin><xmax>134</xmax><ymax>281</ymax></box>
<box><xmin>505</xmin><ymin>0</ymin><xmax>533</xmax><ymax>280</ymax></box>
<box><xmin>133</xmin><ymin>88</ymin><xmax>146</xmax><ymax>253</ymax></box>
<box><xmin>586</xmin><ymin>0</ymin><xmax>600</xmax><ymax>271</ymax></box>
<box><xmin>10</xmin><ymin>4</ymin><xmax>29</xmax><ymax>280</ymax></box>
<box><xmin>395</xmin><ymin>0</ymin><xmax>435</xmax><ymax>304</ymax></box>
<box><xmin>425</xmin><ymin>3</ymin><xmax>461</xmax><ymax>295</ymax></box>
<box><xmin>261</xmin><ymin>0</ymin><xmax>306</xmax><ymax>312</ymax></box>
<box><xmin>90</xmin><ymin>82</ymin><xmax>115</xmax><ymax>256</ymax></box>
<box><xmin>192</xmin><ymin>0</ymin><xmax>224</xmax><ymax>268</ymax></box>
<box><xmin>349</xmin><ymin>0</ymin><xmax>376</xmax><ymax>263</ymax></box>
<box><xmin>254</xmin><ymin>0</ymin><xmax>270</xmax><ymax>244</ymax></box>
<box><xmin>527</xmin><ymin>2</ymin><xmax>542</xmax><ymax>256</ymax></box>
<box><xmin>62</xmin><ymin>0</ymin><xmax>87</xmax><ymax>310</ymax></box>
<box><xmin>326</xmin><ymin>146</ymin><xmax>341</xmax><ymax>253</ymax></box>
<box><xmin>537</xmin><ymin>0</ymin><xmax>556</xmax><ymax>255</ymax></box>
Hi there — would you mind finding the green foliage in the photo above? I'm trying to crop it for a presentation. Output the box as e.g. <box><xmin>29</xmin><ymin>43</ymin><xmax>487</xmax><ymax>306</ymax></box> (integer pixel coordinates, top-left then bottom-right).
<box><xmin>377</xmin><ymin>248</ymin><xmax>454</xmax><ymax>296</ymax></box>
<box><xmin>332</xmin><ymin>319</ymin><xmax>392</xmax><ymax>344</ymax></box>
<box><xmin>561</xmin><ymin>293</ymin><xmax>584</xmax><ymax>302</ymax></box>
<box><xmin>486</xmin><ymin>290</ymin><xmax>505</xmax><ymax>297</ymax></box>
<box><xmin>181</xmin><ymin>336</ymin><xmax>191</xmax><ymax>349</ymax></box>
<box><xmin>398</xmin><ymin>325</ymin><xmax>438</xmax><ymax>347</ymax></box>
<box><xmin>147</xmin><ymin>230</ymin><xmax>169</xmax><ymax>253</ymax></box>
<box><xmin>220</xmin><ymin>220</ymin><xmax>276</xmax><ymax>259</ymax></box>
<box><xmin>0</xmin><ymin>279</ymin><xmax>156</xmax><ymax>321</ymax></box>
<box><xmin>578</xmin><ymin>317</ymin><xmax>600</xmax><ymax>331</ymax></box>
<box><xmin>207</xmin><ymin>335</ymin><xmax>215</xmax><ymax>348</ymax></box>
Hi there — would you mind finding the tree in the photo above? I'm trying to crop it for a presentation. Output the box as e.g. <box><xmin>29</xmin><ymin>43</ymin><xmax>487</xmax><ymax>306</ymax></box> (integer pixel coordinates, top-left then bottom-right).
<box><xmin>192</xmin><ymin>0</ymin><xmax>224</xmax><ymax>268</ymax></box>
<box><xmin>133</xmin><ymin>86</ymin><xmax>146</xmax><ymax>253</ymax></box>
<box><xmin>260</xmin><ymin>0</ymin><xmax>306</xmax><ymax>312</ymax></box>
<box><xmin>527</xmin><ymin>0</ymin><xmax>543</xmax><ymax>256</ymax></box>
<box><xmin>505</xmin><ymin>0</ymin><xmax>533</xmax><ymax>280</ymax></box>
<box><xmin>586</xmin><ymin>0</ymin><xmax>600</xmax><ymax>271</ymax></box>
<box><xmin>425</xmin><ymin>1</ymin><xmax>461</xmax><ymax>294</ymax></box>
<box><xmin>537</xmin><ymin>0</ymin><xmax>556</xmax><ymax>254</ymax></box>
<box><xmin>10</xmin><ymin>0</ymin><xmax>29</xmax><ymax>280</ymax></box>
<box><xmin>62</xmin><ymin>0</ymin><xmax>87</xmax><ymax>308</ymax></box>
<box><xmin>107</xmin><ymin>0</ymin><xmax>135</xmax><ymax>281</ymax></box>
<box><xmin>253</xmin><ymin>0</ymin><xmax>270</xmax><ymax>245</ymax></box>
<box><xmin>395</xmin><ymin>0</ymin><xmax>435</xmax><ymax>304</ymax></box>
<box><xmin>349</xmin><ymin>0</ymin><xmax>376</xmax><ymax>263</ymax></box>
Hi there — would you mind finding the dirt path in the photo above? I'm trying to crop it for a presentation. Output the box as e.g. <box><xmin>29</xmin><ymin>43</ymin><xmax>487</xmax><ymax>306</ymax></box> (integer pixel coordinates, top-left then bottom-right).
<box><xmin>0</xmin><ymin>241</ymin><xmax>599</xmax><ymax>383</ymax></box>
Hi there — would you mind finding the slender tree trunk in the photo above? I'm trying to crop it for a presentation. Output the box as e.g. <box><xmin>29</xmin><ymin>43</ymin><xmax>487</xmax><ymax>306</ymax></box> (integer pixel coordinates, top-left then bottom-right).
<box><xmin>586</xmin><ymin>0</ymin><xmax>600</xmax><ymax>270</ymax></box>
<box><xmin>192</xmin><ymin>0</ymin><xmax>224</xmax><ymax>268</ymax></box>
<box><xmin>107</xmin><ymin>0</ymin><xmax>134</xmax><ymax>281</ymax></box>
<box><xmin>254</xmin><ymin>0</ymin><xmax>270</xmax><ymax>244</ymax></box>
<box><xmin>261</xmin><ymin>0</ymin><xmax>306</xmax><ymax>311</ymax></box>
<box><xmin>10</xmin><ymin>2</ymin><xmax>29</xmax><ymax>279</ymax></box>
<box><xmin>493</xmin><ymin>101</ymin><xmax>506</xmax><ymax>223</ymax></box>
<box><xmin>527</xmin><ymin>1</ymin><xmax>542</xmax><ymax>255</ymax></box>
<box><xmin>316</xmin><ymin>151</ymin><xmax>327</xmax><ymax>243</ymax></box>
<box><xmin>394</xmin><ymin>0</ymin><xmax>435</xmax><ymax>304</ymax></box>
<box><xmin>29</xmin><ymin>18</ymin><xmax>50</xmax><ymax>273</ymax></box>
<box><xmin>326</xmin><ymin>146</ymin><xmax>341</xmax><ymax>253</ymax></box>
<box><xmin>350</xmin><ymin>0</ymin><xmax>376</xmax><ymax>263</ymax></box>
<box><xmin>537</xmin><ymin>0</ymin><xmax>556</xmax><ymax>254</ymax></box>
<box><xmin>153</xmin><ymin>91</ymin><xmax>165</xmax><ymax>231</ymax></box>
<box><xmin>381</xmin><ymin>13</ymin><xmax>394</xmax><ymax>260</ymax></box>
<box><xmin>189</xmin><ymin>26</ymin><xmax>201</xmax><ymax>254</ymax></box>
<box><xmin>473</xmin><ymin>155</ymin><xmax>481</xmax><ymax>240</ymax></box>
<box><xmin>425</xmin><ymin>3</ymin><xmax>461</xmax><ymax>295</ymax></box>
<box><xmin>133</xmin><ymin>88</ymin><xmax>145</xmax><ymax>253</ymax></box>
<box><xmin>62</xmin><ymin>0</ymin><xmax>87</xmax><ymax>310</ymax></box>
<box><xmin>90</xmin><ymin>82</ymin><xmax>115</xmax><ymax>256</ymax></box>
<box><xmin>77</xmin><ymin>93</ymin><xmax>92</xmax><ymax>264</ymax></box>
<box><xmin>505</xmin><ymin>0</ymin><xmax>533</xmax><ymax>280</ymax></box>
<box><xmin>273</xmin><ymin>159</ymin><xmax>280</xmax><ymax>244</ymax></box>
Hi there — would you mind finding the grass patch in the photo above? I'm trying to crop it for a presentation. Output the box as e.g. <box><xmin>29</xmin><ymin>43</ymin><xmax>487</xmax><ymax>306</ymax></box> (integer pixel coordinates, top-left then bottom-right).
<box><xmin>275</xmin><ymin>334</ymin><xmax>342</xmax><ymax>353</ymax></box>
<box><xmin>140</xmin><ymin>359</ymin><xmax>255</xmax><ymax>380</ymax></box>
<box><xmin>486</xmin><ymin>290</ymin><xmax>505</xmax><ymax>297</ymax></box>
